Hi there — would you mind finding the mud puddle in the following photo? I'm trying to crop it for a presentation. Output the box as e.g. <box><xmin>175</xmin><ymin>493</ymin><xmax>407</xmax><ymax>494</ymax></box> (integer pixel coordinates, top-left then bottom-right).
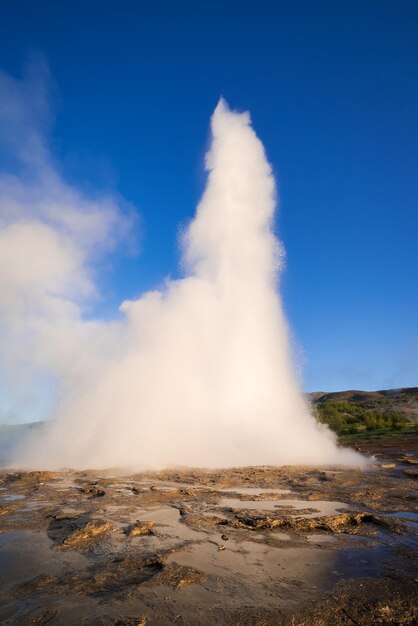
<box><xmin>219</xmin><ymin>487</ymin><xmax>291</xmax><ymax>495</ymax></box>
<box><xmin>382</xmin><ymin>510</ymin><xmax>418</xmax><ymax>521</ymax></box>
<box><xmin>139</xmin><ymin>506</ymin><xmax>207</xmax><ymax>542</ymax></box>
<box><xmin>1</xmin><ymin>493</ymin><xmax>26</xmax><ymax>501</ymax></box>
<box><xmin>0</xmin><ymin>530</ymin><xmax>89</xmax><ymax>594</ymax></box>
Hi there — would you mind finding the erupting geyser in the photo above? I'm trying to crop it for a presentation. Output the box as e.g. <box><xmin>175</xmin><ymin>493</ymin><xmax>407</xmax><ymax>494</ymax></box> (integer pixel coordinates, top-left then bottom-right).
<box><xmin>1</xmin><ymin>86</ymin><xmax>362</xmax><ymax>468</ymax></box>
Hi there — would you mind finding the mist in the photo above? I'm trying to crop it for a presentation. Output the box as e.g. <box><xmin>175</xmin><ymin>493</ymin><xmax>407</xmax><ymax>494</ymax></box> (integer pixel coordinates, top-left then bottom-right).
<box><xmin>1</xmin><ymin>66</ymin><xmax>362</xmax><ymax>469</ymax></box>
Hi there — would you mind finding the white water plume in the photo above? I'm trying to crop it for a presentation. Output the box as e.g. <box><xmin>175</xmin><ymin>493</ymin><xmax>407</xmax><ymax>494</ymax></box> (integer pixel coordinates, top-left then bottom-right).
<box><xmin>1</xmin><ymin>66</ymin><xmax>362</xmax><ymax>468</ymax></box>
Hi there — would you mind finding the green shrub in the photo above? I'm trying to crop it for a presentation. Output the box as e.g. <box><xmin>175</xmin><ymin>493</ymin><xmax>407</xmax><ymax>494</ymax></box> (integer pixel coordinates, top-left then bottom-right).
<box><xmin>313</xmin><ymin>401</ymin><xmax>409</xmax><ymax>437</ymax></box>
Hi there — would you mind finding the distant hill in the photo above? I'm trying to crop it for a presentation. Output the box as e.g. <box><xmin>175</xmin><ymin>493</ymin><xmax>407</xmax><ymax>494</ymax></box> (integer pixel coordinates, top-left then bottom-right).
<box><xmin>310</xmin><ymin>387</ymin><xmax>418</xmax><ymax>419</ymax></box>
<box><xmin>309</xmin><ymin>387</ymin><xmax>418</xmax><ymax>438</ymax></box>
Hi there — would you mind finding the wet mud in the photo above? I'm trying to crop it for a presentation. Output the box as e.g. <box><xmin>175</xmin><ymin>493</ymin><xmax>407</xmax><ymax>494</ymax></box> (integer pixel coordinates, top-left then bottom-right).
<box><xmin>0</xmin><ymin>435</ymin><xmax>417</xmax><ymax>625</ymax></box>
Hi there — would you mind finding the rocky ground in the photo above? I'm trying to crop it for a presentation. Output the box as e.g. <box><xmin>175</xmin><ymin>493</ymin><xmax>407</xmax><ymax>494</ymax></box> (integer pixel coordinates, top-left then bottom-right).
<box><xmin>0</xmin><ymin>435</ymin><xmax>417</xmax><ymax>625</ymax></box>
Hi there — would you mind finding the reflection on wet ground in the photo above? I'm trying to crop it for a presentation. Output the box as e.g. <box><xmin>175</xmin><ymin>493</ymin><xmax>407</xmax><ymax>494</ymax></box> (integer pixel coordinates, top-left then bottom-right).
<box><xmin>383</xmin><ymin>511</ymin><xmax>418</xmax><ymax>521</ymax></box>
<box><xmin>1</xmin><ymin>493</ymin><xmax>25</xmax><ymax>501</ymax></box>
<box><xmin>307</xmin><ymin>533</ymin><xmax>336</xmax><ymax>544</ymax></box>
<box><xmin>219</xmin><ymin>487</ymin><xmax>291</xmax><ymax>495</ymax></box>
<box><xmin>0</xmin><ymin>436</ymin><xmax>417</xmax><ymax>625</ymax></box>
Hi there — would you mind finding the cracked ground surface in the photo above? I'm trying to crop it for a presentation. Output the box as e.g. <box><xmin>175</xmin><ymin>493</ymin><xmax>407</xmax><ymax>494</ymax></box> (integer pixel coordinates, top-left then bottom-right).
<box><xmin>0</xmin><ymin>434</ymin><xmax>417</xmax><ymax>625</ymax></box>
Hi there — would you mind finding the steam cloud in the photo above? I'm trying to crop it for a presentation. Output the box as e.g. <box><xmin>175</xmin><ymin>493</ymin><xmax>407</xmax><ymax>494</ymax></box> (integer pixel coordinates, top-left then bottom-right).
<box><xmin>1</xmin><ymin>64</ymin><xmax>362</xmax><ymax>469</ymax></box>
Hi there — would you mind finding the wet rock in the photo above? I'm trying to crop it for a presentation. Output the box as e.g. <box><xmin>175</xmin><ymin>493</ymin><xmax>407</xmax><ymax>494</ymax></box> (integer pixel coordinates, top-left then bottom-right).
<box><xmin>149</xmin><ymin>563</ymin><xmax>204</xmax><ymax>589</ymax></box>
<box><xmin>234</xmin><ymin>511</ymin><xmax>392</xmax><ymax>534</ymax></box>
<box><xmin>291</xmin><ymin>577</ymin><xmax>418</xmax><ymax>625</ymax></box>
<box><xmin>178</xmin><ymin>505</ymin><xmax>190</xmax><ymax>516</ymax></box>
<box><xmin>0</xmin><ymin>502</ymin><xmax>19</xmax><ymax>517</ymax></box>
<box><xmin>17</xmin><ymin>609</ymin><xmax>58</xmax><ymax>625</ymax></box>
<box><xmin>63</xmin><ymin>521</ymin><xmax>111</xmax><ymax>549</ymax></box>
<box><xmin>61</xmin><ymin>520</ymin><xmax>112</xmax><ymax>547</ymax></box>
<box><xmin>17</xmin><ymin>555</ymin><xmax>164</xmax><ymax>599</ymax></box>
<box><xmin>113</xmin><ymin>618</ymin><xmax>147</xmax><ymax>626</ymax></box>
<box><xmin>47</xmin><ymin>513</ymin><xmax>112</xmax><ymax>549</ymax></box>
<box><xmin>78</xmin><ymin>485</ymin><xmax>106</xmax><ymax>498</ymax></box>
<box><xmin>180</xmin><ymin>511</ymin><xmax>229</xmax><ymax>528</ymax></box>
<box><xmin>2</xmin><ymin>472</ymin><xmax>22</xmax><ymax>484</ymax></box>
<box><xmin>124</xmin><ymin>520</ymin><xmax>155</xmax><ymax>537</ymax></box>
<box><xmin>1</xmin><ymin>471</ymin><xmax>57</xmax><ymax>486</ymax></box>
<box><xmin>403</xmin><ymin>468</ymin><xmax>418</xmax><ymax>478</ymax></box>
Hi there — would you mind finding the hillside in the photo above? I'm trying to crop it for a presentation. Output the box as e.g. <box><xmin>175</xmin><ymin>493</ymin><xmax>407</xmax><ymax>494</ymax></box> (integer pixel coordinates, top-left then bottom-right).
<box><xmin>310</xmin><ymin>387</ymin><xmax>418</xmax><ymax>439</ymax></box>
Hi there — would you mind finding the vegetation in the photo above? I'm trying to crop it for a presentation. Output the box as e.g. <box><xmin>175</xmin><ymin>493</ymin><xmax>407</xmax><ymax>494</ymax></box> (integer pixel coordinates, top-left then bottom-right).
<box><xmin>312</xmin><ymin>401</ymin><xmax>418</xmax><ymax>444</ymax></box>
<box><xmin>310</xmin><ymin>387</ymin><xmax>418</xmax><ymax>441</ymax></box>
<box><xmin>314</xmin><ymin>401</ymin><xmax>409</xmax><ymax>436</ymax></box>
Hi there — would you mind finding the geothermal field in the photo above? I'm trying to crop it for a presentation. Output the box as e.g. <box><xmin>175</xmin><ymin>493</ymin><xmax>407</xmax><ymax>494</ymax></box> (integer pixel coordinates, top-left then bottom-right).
<box><xmin>0</xmin><ymin>435</ymin><xmax>417</xmax><ymax>625</ymax></box>
<box><xmin>0</xmin><ymin>85</ymin><xmax>417</xmax><ymax>624</ymax></box>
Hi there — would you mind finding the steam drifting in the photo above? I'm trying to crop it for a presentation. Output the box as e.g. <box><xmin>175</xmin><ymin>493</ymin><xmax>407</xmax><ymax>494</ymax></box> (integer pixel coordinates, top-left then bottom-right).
<box><xmin>1</xmin><ymin>67</ymin><xmax>362</xmax><ymax>468</ymax></box>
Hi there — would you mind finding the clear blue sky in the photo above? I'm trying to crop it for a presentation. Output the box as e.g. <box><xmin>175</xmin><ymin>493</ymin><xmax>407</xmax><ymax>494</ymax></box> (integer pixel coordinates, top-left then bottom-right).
<box><xmin>0</xmin><ymin>0</ymin><xmax>417</xmax><ymax>392</ymax></box>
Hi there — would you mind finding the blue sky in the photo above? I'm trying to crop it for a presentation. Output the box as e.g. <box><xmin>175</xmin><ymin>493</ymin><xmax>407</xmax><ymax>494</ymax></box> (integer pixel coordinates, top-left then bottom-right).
<box><xmin>0</xmin><ymin>0</ymin><xmax>417</xmax><ymax>392</ymax></box>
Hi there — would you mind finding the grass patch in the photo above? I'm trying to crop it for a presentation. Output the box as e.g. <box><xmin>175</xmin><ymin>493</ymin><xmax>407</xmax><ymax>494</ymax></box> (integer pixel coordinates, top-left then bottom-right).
<box><xmin>338</xmin><ymin>426</ymin><xmax>417</xmax><ymax>444</ymax></box>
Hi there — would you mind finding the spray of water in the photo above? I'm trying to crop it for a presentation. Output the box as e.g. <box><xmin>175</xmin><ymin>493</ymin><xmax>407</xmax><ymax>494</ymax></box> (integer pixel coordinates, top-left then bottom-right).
<box><xmin>1</xmin><ymin>66</ymin><xmax>363</xmax><ymax>469</ymax></box>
